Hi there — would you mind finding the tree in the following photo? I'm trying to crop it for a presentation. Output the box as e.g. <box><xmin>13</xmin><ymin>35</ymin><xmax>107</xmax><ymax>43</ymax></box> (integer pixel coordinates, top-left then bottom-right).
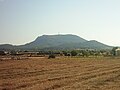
<box><xmin>111</xmin><ymin>47</ymin><xmax>118</xmax><ymax>56</ymax></box>
<box><xmin>71</xmin><ymin>50</ymin><xmax>78</xmax><ymax>56</ymax></box>
<box><xmin>62</xmin><ymin>51</ymin><xmax>68</xmax><ymax>56</ymax></box>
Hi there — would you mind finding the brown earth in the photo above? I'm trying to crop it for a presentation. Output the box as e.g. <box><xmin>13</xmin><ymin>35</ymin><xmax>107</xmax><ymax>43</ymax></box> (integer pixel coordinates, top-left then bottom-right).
<box><xmin>0</xmin><ymin>57</ymin><xmax>120</xmax><ymax>90</ymax></box>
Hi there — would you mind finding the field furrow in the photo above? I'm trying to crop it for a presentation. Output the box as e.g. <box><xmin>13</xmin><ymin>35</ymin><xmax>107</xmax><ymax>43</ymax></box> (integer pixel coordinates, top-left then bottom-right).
<box><xmin>0</xmin><ymin>57</ymin><xmax>120</xmax><ymax>90</ymax></box>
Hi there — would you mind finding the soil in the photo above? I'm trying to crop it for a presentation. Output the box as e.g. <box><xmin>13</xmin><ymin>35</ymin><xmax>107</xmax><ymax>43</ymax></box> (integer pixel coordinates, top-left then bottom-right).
<box><xmin>0</xmin><ymin>57</ymin><xmax>120</xmax><ymax>90</ymax></box>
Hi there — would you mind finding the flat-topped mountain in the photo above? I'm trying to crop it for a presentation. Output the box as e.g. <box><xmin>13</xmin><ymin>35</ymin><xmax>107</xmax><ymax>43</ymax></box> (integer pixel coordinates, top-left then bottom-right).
<box><xmin>21</xmin><ymin>34</ymin><xmax>87</xmax><ymax>49</ymax></box>
<box><xmin>0</xmin><ymin>34</ymin><xmax>112</xmax><ymax>50</ymax></box>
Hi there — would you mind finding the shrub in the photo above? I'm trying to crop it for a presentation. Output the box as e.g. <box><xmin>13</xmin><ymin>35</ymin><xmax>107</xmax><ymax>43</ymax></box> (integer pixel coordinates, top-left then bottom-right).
<box><xmin>48</xmin><ymin>54</ymin><xmax>56</xmax><ymax>59</ymax></box>
<box><xmin>71</xmin><ymin>50</ymin><xmax>78</xmax><ymax>56</ymax></box>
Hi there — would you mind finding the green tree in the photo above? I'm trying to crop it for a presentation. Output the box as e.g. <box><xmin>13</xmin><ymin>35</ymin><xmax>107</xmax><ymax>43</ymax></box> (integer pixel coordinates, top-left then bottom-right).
<box><xmin>111</xmin><ymin>47</ymin><xmax>118</xmax><ymax>56</ymax></box>
<box><xmin>71</xmin><ymin>50</ymin><xmax>78</xmax><ymax>56</ymax></box>
<box><xmin>62</xmin><ymin>51</ymin><xmax>68</xmax><ymax>56</ymax></box>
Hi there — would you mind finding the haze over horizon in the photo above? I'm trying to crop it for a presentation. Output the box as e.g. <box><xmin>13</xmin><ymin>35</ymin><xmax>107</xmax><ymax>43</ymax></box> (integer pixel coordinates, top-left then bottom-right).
<box><xmin>0</xmin><ymin>0</ymin><xmax>120</xmax><ymax>46</ymax></box>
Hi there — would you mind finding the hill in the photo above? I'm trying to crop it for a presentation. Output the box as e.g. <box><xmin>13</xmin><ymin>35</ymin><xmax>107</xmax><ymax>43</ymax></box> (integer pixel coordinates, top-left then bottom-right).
<box><xmin>0</xmin><ymin>44</ymin><xmax>14</xmax><ymax>50</ymax></box>
<box><xmin>19</xmin><ymin>34</ymin><xmax>87</xmax><ymax>49</ymax></box>
<box><xmin>43</xmin><ymin>40</ymin><xmax>112</xmax><ymax>50</ymax></box>
<box><xmin>0</xmin><ymin>34</ymin><xmax>112</xmax><ymax>50</ymax></box>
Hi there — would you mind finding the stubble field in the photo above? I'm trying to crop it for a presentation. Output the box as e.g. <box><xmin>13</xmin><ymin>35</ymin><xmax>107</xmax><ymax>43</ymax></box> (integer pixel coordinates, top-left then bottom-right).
<box><xmin>1</xmin><ymin>57</ymin><xmax>120</xmax><ymax>90</ymax></box>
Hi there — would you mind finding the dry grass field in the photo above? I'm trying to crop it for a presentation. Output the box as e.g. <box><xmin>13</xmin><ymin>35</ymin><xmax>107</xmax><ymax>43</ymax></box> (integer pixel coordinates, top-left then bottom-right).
<box><xmin>1</xmin><ymin>56</ymin><xmax>120</xmax><ymax>90</ymax></box>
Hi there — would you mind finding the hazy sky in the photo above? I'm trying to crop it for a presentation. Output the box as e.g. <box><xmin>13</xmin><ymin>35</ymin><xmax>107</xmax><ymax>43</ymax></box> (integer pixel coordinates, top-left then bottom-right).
<box><xmin>0</xmin><ymin>0</ymin><xmax>120</xmax><ymax>46</ymax></box>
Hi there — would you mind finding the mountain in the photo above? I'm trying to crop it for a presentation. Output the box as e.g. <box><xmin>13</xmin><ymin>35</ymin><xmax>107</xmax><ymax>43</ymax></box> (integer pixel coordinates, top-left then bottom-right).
<box><xmin>0</xmin><ymin>44</ymin><xmax>14</xmax><ymax>50</ymax></box>
<box><xmin>44</xmin><ymin>40</ymin><xmax>112</xmax><ymax>50</ymax></box>
<box><xmin>0</xmin><ymin>34</ymin><xmax>112</xmax><ymax>50</ymax></box>
<box><xmin>20</xmin><ymin>34</ymin><xmax>87</xmax><ymax>49</ymax></box>
<box><xmin>81</xmin><ymin>40</ymin><xmax>112</xmax><ymax>49</ymax></box>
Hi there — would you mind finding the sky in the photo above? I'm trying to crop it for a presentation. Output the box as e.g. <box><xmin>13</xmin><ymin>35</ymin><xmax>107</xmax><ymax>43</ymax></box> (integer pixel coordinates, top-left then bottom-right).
<box><xmin>0</xmin><ymin>0</ymin><xmax>120</xmax><ymax>46</ymax></box>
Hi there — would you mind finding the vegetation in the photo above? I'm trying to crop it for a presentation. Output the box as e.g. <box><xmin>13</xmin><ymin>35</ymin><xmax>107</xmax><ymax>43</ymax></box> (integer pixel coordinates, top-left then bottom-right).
<box><xmin>111</xmin><ymin>47</ymin><xmax>118</xmax><ymax>56</ymax></box>
<box><xmin>48</xmin><ymin>54</ymin><xmax>56</xmax><ymax>59</ymax></box>
<box><xmin>0</xmin><ymin>48</ymin><xmax>115</xmax><ymax>58</ymax></box>
<box><xmin>71</xmin><ymin>50</ymin><xmax>78</xmax><ymax>56</ymax></box>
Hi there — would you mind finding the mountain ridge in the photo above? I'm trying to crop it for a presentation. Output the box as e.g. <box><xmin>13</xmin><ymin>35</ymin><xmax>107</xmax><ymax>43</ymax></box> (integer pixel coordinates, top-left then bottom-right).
<box><xmin>0</xmin><ymin>34</ymin><xmax>112</xmax><ymax>50</ymax></box>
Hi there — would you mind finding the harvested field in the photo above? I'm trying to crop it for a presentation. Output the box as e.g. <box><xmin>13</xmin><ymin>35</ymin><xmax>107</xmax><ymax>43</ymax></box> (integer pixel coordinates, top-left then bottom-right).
<box><xmin>1</xmin><ymin>57</ymin><xmax>120</xmax><ymax>90</ymax></box>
